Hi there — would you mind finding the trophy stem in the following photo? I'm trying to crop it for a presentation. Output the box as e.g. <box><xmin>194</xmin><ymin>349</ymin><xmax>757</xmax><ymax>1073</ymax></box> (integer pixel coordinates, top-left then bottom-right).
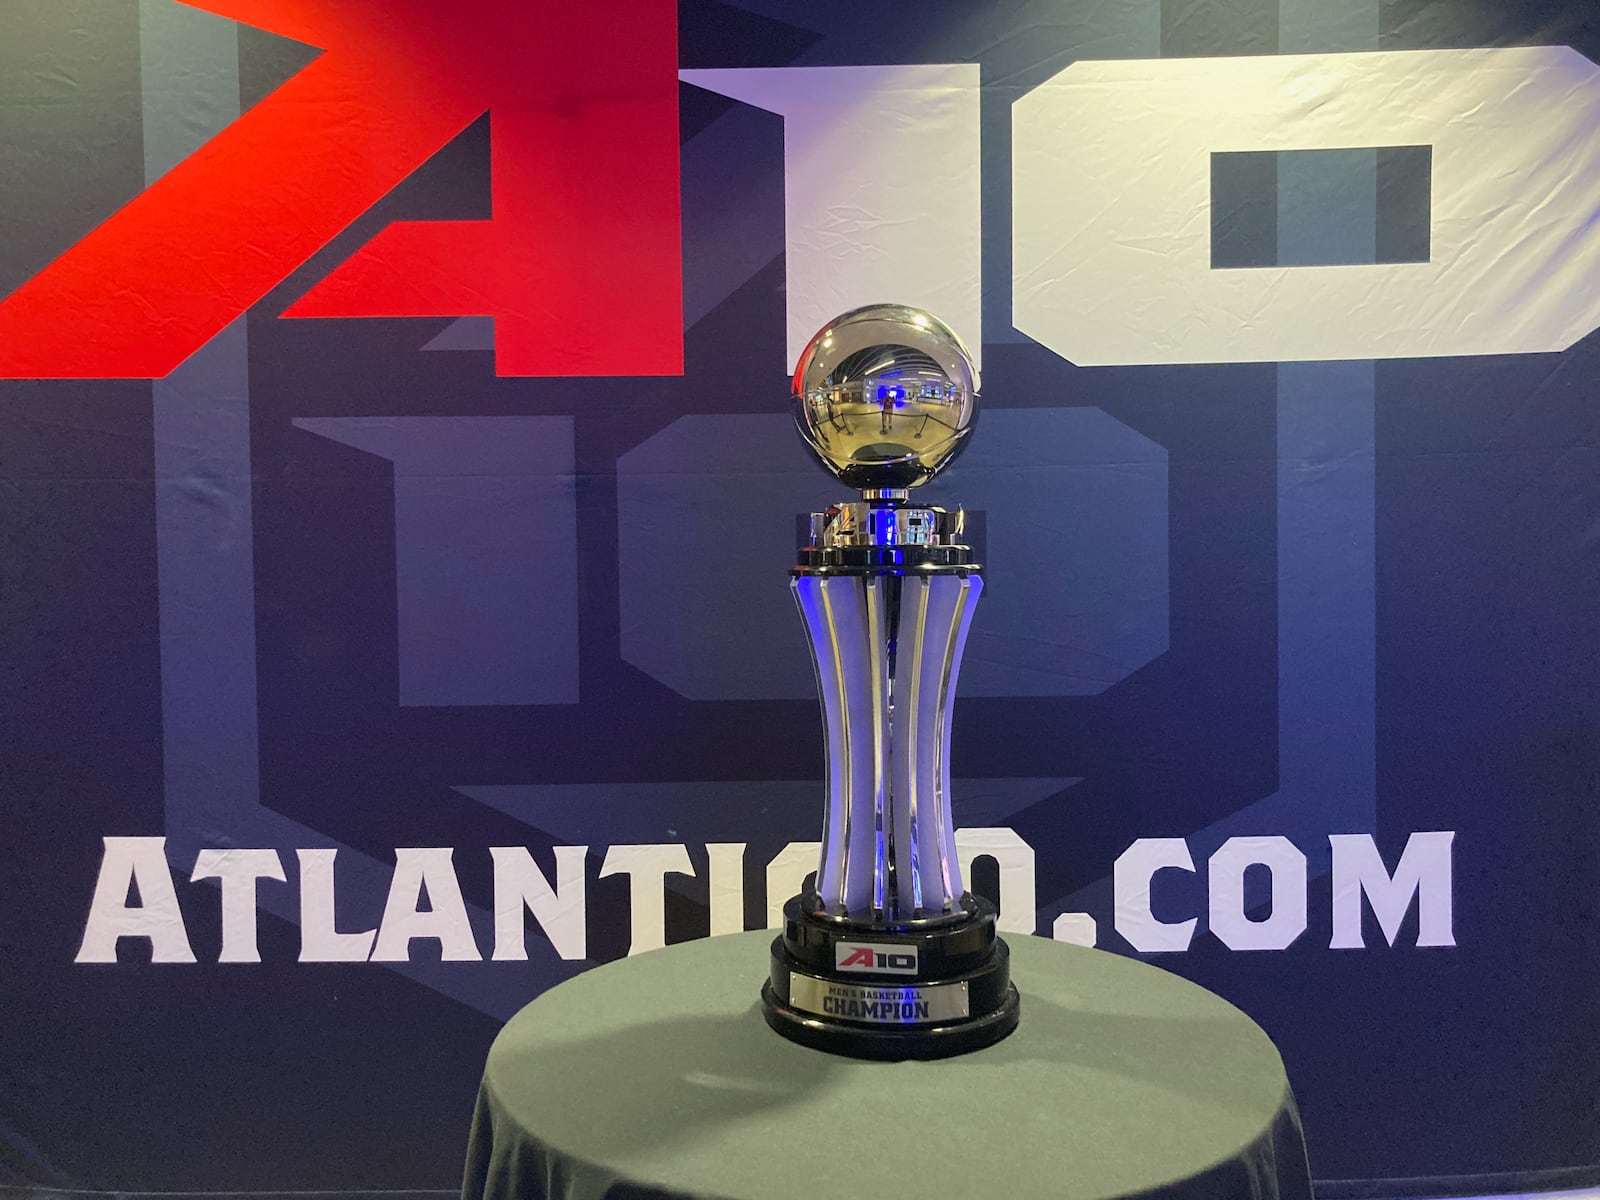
<box><xmin>762</xmin><ymin>493</ymin><xmax>1018</xmax><ymax>1059</ymax></box>
<box><xmin>791</xmin><ymin>550</ymin><xmax>980</xmax><ymax>922</ymax></box>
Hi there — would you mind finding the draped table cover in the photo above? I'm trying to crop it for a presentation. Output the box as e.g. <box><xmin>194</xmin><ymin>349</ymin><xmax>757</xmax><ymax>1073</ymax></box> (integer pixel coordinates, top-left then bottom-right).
<box><xmin>462</xmin><ymin>930</ymin><xmax>1312</xmax><ymax>1200</ymax></box>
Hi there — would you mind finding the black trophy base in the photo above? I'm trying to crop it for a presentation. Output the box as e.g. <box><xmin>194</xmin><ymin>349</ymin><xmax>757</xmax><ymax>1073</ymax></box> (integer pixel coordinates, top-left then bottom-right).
<box><xmin>761</xmin><ymin>890</ymin><xmax>1020</xmax><ymax>1060</ymax></box>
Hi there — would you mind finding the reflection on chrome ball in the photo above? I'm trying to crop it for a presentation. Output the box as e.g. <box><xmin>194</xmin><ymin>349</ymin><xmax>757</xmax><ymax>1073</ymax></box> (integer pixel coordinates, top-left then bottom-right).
<box><xmin>791</xmin><ymin>304</ymin><xmax>979</xmax><ymax>491</ymax></box>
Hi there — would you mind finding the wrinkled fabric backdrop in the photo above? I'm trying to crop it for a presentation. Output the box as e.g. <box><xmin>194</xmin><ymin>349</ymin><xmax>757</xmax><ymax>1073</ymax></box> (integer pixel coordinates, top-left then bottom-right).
<box><xmin>2</xmin><ymin>0</ymin><xmax>1597</xmax><ymax>1195</ymax></box>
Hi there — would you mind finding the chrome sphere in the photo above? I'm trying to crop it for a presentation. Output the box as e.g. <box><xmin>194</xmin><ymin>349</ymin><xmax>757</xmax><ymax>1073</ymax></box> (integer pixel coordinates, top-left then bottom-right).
<box><xmin>791</xmin><ymin>304</ymin><xmax>979</xmax><ymax>491</ymax></box>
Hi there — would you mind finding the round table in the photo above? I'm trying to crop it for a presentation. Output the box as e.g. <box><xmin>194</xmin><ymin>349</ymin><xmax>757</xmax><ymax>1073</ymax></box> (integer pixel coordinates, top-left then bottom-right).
<box><xmin>462</xmin><ymin>931</ymin><xmax>1311</xmax><ymax>1200</ymax></box>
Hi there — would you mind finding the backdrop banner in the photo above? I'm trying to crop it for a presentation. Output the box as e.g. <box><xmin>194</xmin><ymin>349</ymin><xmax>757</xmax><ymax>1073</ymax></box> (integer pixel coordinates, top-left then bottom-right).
<box><xmin>2</xmin><ymin>0</ymin><xmax>1597</xmax><ymax>1195</ymax></box>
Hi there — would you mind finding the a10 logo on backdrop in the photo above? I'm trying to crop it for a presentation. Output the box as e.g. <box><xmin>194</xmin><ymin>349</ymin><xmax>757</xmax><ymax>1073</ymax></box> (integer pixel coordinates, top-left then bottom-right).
<box><xmin>1</xmin><ymin>1</ymin><xmax>1595</xmax><ymax>379</ymax></box>
<box><xmin>30</xmin><ymin>4</ymin><xmax>1598</xmax><ymax>982</ymax></box>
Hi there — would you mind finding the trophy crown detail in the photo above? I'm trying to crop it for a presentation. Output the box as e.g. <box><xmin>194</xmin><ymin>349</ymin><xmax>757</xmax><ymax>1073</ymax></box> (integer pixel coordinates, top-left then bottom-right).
<box><xmin>791</xmin><ymin>304</ymin><xmax>980</xmax><ymax>492</ymax></box>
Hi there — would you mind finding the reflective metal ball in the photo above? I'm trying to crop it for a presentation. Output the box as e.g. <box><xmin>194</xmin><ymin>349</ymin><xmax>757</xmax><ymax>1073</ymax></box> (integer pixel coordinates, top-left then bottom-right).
<box><xmin>791</xmin><ymin>304</ymin><xmax>979</xmax><ymax>491</ymax></box>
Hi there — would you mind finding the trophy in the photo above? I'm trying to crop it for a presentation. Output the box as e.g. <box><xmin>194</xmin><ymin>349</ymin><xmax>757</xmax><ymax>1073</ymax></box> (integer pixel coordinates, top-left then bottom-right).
<box><xmin>760</xmin><ymin>304</ymin><xmax>1020</xmax><ymax>1059</ymax></box>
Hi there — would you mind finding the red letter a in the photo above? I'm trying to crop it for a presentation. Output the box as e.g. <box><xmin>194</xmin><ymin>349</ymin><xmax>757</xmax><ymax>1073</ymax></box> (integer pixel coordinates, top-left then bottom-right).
<box><xmin>0</xmin><ymin>0</ymin><xmax>681</xmax><ymax>380</ymax></box>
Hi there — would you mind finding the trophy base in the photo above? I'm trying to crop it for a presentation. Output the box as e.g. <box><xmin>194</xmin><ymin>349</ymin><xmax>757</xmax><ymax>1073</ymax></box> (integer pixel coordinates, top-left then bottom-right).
<box><xmin>760</xmin><ymin>891</ymin><xmax>1020</xmax><ymax>1060</ymax></box>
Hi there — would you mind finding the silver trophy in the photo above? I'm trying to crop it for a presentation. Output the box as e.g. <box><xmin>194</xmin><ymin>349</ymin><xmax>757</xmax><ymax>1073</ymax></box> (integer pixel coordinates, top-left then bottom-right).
<box><xmin>760</xmin><ymin>304</ymin><xmax>1019</xmax><ymax>1059</ymax></box>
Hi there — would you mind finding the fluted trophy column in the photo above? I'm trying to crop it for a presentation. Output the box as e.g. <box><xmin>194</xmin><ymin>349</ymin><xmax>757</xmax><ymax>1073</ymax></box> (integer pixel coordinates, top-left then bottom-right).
<box><xmin>761</xmin><ymin>304</ymin><xmax>1020</xmax><ymax>1059</ymax></box>
<box><xmin>792</xmin><ymin>569</ymin><xmax>981</xmax><ymax>919</ymax></box>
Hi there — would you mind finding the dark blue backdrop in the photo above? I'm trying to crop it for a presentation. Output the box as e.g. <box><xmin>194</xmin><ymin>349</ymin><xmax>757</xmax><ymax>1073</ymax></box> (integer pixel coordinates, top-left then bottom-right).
<box><xmin>2</xmin><ymin>0</ymin><xmax>1598</xmax><ymax>1194</ymax></box>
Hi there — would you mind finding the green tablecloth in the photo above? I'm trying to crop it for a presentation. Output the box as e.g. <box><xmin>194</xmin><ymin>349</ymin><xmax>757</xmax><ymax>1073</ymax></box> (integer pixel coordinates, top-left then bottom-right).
<box><xmin>462</xmin><ymin>931</ymin><xmax>1311</xmax><ymax>1200</ymax></box>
